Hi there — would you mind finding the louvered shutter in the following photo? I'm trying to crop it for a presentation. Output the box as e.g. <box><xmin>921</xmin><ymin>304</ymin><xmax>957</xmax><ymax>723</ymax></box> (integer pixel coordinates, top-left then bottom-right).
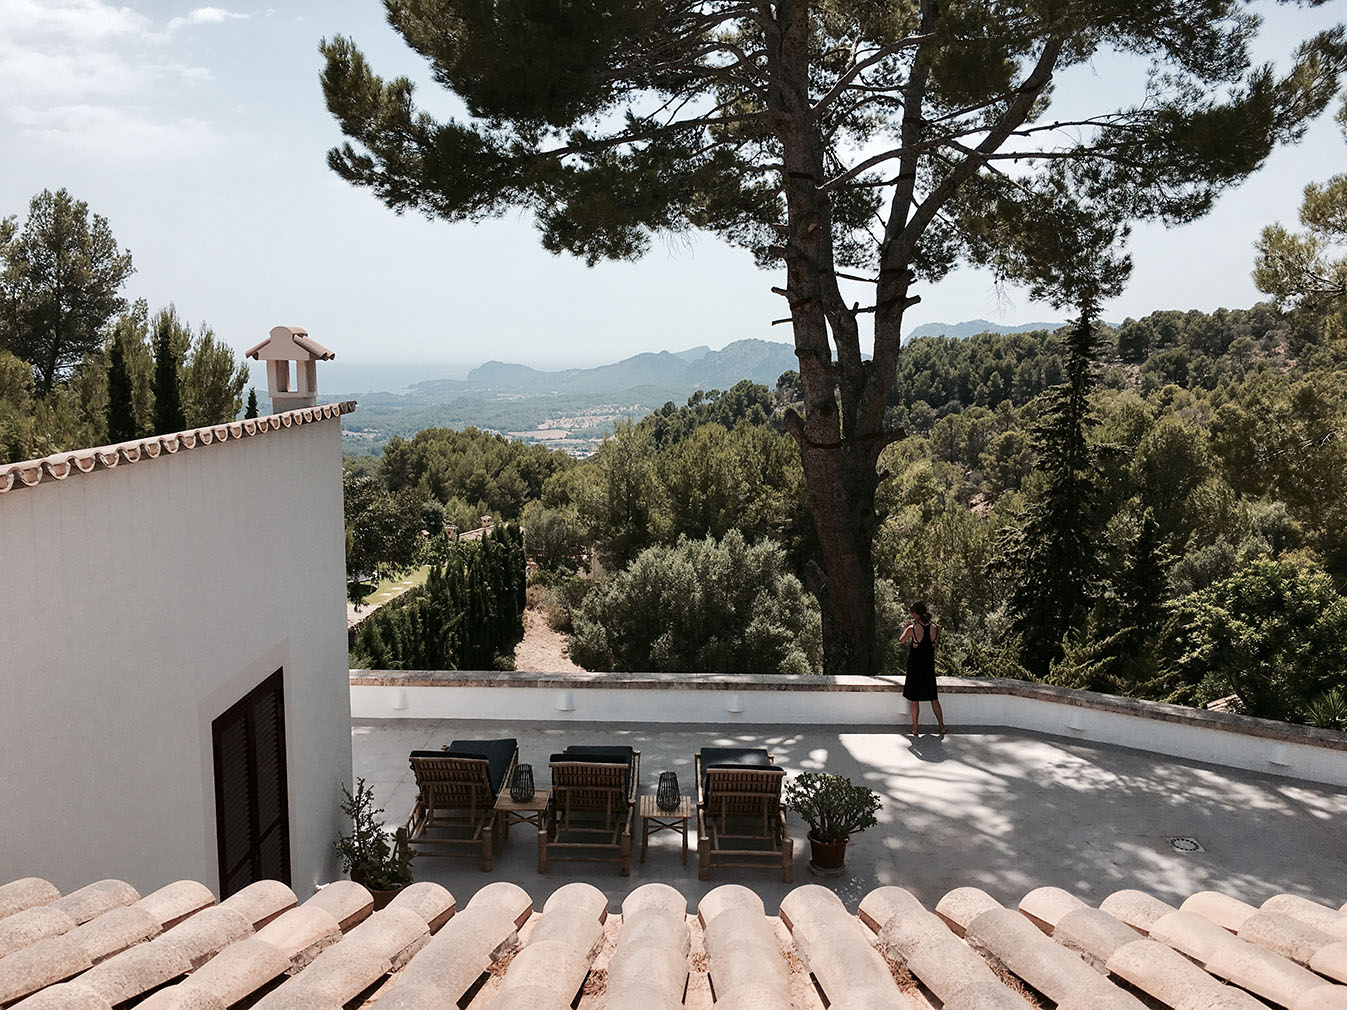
<box><xmin>212</xmin><ymin>669</ymin><xmax>291</xmax><ymax>896</ymax></box>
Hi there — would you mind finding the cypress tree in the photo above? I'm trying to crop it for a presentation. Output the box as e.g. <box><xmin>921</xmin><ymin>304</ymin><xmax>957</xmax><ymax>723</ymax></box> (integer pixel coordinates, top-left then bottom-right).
<box><xmin>106</xmin><ymin>335</ymin><xmax>137</xmax><ymax>443</ymax></box>
<box><xmin>244</xmin><ymin>387</ymin><xmax>259</xmax><ymax>419</ymax></box>
<box><xmin>151</xmin><ymin>320</ymin><xmax>185</xmax><ymax>434</ymax></box>
<box><xmin>991</xmin><ymin>307</ymin><xmax>1111</xmax><ymax>676</ymax></box>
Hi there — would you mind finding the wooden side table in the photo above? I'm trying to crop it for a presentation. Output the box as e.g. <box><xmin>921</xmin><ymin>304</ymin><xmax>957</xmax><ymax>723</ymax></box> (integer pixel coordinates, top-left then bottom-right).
<box><xmin>495</xmin><ymin>789</ymin><xmax>552</xmax><ymax>871</ymax></box>
<box><xmin>639</xmin><ymin>794</ymin><xmax>692</xmax><ymax>865</ymax></box>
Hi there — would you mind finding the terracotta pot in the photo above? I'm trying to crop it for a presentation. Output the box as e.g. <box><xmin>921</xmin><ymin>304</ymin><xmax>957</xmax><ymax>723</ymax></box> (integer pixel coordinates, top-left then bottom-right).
<box><xmin>367</xmin><ymin>885</ymin><xmax>401</xmax><ymax>911</ymax></box>
<box><xmin>351</xmin><ymin>869</ymin><xmax>404</xmax><ymax>910</ymax></box>
<box><xmin>807</xmin><ymin>831</ymin><xmax>849</xmax><ymax>876</ymax></box>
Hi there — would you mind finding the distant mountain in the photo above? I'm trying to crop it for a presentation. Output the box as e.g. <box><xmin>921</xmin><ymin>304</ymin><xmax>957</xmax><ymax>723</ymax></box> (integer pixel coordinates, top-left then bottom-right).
<box><xmin>671</xmin><ymin>344</ymin><xmax>712</xmax><ymax>363</ymax></box>
<box><xmin>463</xmin><ymin>339</ymin><xmax>798</xmax><ymax>397</ymax></box>
<box><xmin>905</xmin><ymin>319</ymin><xmax>1066</xmax><ymax>341</ymax></box>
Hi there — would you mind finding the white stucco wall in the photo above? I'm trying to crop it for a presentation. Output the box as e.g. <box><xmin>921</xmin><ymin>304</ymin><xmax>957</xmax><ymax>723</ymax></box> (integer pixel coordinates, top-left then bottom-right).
<box><xmin>349</xmin><ymin>673</ymin><xmax>1347</xmax><ymax>788</ymax></box>
<box><xmin>0</xmin><ymin>416</ymin><xmax>352</xmax><ymax>897</ymax></box>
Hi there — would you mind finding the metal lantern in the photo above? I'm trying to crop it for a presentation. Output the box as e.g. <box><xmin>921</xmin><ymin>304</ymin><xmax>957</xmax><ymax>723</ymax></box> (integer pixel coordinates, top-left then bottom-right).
<box><xmin>510</xmin><ymin>763</ymin><xmax>535</xmax><ymax>802</ymax></box>
<box><xmin>656</xmin><ymin>771</ymin><xmax>680</xmax><ymax>811</ymax></box>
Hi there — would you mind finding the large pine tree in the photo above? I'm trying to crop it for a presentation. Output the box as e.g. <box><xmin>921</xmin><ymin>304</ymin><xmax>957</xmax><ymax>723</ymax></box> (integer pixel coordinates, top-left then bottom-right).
<box><xmin>321</xmin><ymin>0</ymin><xmax>1346</xmax><ymax>673</ymax></box>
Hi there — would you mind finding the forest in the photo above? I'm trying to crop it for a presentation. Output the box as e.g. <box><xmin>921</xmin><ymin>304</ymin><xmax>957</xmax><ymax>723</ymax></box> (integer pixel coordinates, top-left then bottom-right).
<box><xmin>346</xmin><ymin>296</ymin><xmax>1347</xmax><ymax>731</ymax></box>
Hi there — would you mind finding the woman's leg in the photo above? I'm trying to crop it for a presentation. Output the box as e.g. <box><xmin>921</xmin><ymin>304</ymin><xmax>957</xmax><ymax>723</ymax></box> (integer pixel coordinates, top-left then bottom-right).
<box><xmin>908</xmin><ymin>701</ymin><xmax>920</xmax><ymax>735</ymax></box>
<box><xmin>932</xmin><ymin>699</ymin><xmax>946</xmax><ymax>735</ymax></box>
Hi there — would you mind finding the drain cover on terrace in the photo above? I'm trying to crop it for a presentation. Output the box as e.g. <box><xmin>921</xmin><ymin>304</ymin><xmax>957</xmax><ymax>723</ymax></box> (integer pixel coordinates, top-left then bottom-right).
<box><xmin>1167</xmin><ymin>835</ymin><xmax>1205</xmax><ymax>852</ymax></box>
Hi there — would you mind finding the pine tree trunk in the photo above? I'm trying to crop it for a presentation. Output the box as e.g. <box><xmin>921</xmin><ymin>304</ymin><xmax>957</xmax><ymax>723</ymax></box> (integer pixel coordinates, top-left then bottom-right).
<box><xmin>800</xmin><ymin>439</ymin><xmax>883</xmax><ymax>673</ymax></box>
<box><xmin>767</xmin><ymin>0</ymin><xmax>900</xmax><ymax>675</ymax></box>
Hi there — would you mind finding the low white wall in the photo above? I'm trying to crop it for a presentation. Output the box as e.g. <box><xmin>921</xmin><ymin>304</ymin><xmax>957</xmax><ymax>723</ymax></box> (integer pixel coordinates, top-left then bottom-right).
<box><xmin>349</xmin><ymin>673</ymin><xmax>1347</xmax><ymax>788</ymax></box>
<box><xmin>0</xmin><ymin>416</ymin><xmax>353</xmax><ymax>897</ymax></box>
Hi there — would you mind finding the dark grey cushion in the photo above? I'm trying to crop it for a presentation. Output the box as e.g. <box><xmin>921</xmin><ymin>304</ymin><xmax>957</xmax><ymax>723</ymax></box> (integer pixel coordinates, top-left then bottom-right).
<box><xmin>551</xmin><ymin>744</ymin><xmax>635</xmax><ymax>793</ymax></box>
<box><xmin>411</xmin><ymin>738</ymin><xmax>516</xmax><ymax>794</ymax></box>
<box><xmin>700</xmin><ymin>747</ymin><xmax>774</xmax><ymax>795</ymax></box>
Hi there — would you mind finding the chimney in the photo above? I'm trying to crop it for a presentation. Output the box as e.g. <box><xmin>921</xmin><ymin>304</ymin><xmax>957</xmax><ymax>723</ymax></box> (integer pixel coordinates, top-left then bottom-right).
<box><xmin>244</xmin><ymin>325</ymin><xmax>335</xmax><ymax>412</ymax></box>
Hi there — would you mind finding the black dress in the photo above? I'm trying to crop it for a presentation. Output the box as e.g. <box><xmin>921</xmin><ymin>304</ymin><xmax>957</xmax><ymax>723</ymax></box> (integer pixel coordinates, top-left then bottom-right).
<box><xmin>902</xmin><ymin>620</ymin><xmax>939</xmax><ymax>702</ymax></box>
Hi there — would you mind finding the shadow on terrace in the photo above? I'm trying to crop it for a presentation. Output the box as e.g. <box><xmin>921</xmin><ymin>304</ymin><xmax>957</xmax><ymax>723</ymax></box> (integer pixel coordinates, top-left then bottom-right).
<box><xmin>351</xmin><ymin>717</ymin><xmax>1347</xmax><ymax>912</ymax></box>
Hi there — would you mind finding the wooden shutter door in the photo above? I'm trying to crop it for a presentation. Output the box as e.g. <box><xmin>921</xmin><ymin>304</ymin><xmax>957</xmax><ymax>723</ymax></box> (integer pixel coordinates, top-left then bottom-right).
<box><xmin>212</xmin><ymin>669</ymin><xmax>291</xmax><ymax>897</ymax></box>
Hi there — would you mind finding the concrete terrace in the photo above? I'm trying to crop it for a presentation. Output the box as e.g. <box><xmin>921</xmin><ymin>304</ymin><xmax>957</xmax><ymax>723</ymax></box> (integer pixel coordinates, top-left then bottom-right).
<box><xmin>351</xmin><ymin>718</ymin><xmax>1347</xmax><ymax>912</ymax></box>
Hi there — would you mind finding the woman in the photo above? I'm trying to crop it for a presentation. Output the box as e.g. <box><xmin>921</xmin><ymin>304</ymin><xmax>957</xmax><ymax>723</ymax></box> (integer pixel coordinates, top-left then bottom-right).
<box><xmin>898</xmin><ymin>601</ymin><xmax>946</xmax><ymax>737</ymax></box>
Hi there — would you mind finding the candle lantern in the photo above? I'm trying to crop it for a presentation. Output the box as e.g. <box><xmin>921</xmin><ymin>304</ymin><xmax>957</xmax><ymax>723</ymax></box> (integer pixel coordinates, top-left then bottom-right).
<box><xmin>656</xmin><ymin>771</ymin><xmax>680</xmax><ymax>811</ymax></box>
<box><xmin>510</xmin><ymin>763</ymin><xmax>535</xmax><ymax>802</ymax></box>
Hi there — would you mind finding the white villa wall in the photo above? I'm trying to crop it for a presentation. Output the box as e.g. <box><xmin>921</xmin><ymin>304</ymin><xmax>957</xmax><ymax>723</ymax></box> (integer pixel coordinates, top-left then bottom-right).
<box><xmin>0</xmin><ymin>417</ymin><xmax>352</xmax><ymax>897</ymax></box>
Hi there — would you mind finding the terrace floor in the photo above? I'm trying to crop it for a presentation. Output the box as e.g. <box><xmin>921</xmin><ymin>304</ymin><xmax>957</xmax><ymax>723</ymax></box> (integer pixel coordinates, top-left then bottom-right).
<box><xmin>351</xmin><ymin>718</ymin><xmax>1347</xmax><ymax>912</ymax></box>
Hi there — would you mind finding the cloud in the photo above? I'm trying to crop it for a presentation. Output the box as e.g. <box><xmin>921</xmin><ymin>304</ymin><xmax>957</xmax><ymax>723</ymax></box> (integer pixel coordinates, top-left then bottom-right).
<box><xmin>8</xmin><ymin>103</ymin><xmax>219</xmax><ymax>156</ymax></box>
<box><xmin>0</xmin><ymin>0</ymin><xmax>153</xmax><ymax>44</ymax></box>
<box><xmin>0</xmin><ymin>0</ymin><xmax>245</xmax><ymax>159</ymax></box>
<box><xmin>166</xmin><ymin>7</ymin><xmax>251</xmax><ymax>33</ymax></box>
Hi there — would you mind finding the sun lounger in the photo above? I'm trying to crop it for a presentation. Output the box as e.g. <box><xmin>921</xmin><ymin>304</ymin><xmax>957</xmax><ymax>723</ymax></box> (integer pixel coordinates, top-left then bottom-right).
<box><xmin>696</xmin><ymin>747</ymin><xmax>792</xmax><ymax>882</ymax></box>
<box><xmin>540</xmin><ymin>745</ymin><xmax>640</xmax><ymax>876</ymax></box>
<box><xmin>406</xmin><ymin>739</ymin><xmax>518</xmax><ymax>871</ymax></box>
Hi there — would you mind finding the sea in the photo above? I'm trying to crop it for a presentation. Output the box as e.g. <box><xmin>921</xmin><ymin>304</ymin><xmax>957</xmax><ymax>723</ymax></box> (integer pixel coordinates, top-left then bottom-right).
<box><xmin>245</xmin><ymin>360</ymin><xmax>474</xmax><ymax>397</ymax></box>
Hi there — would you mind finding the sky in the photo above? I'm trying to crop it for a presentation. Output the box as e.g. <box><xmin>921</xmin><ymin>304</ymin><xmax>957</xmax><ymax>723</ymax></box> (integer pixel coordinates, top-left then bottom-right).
<box><xmin>2</xmin><ymin>1</ymin><xmax>1344</xmax><ymax>375</ymax></box>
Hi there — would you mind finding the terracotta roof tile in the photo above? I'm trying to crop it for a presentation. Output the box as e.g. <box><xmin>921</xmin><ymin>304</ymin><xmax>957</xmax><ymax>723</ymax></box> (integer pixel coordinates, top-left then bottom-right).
<box><xmin>251</xmin><ymin>906</ymin><xmax>341</xmax><ymax>966</ymax></box>
<box><xmin>4</xmin><ymin>875</ymin><xmax>1346</xmax><ymax>1009</ymax></box>
<box><xmin>1183</xmin><ymin>891</ymin><xmax>1260</xmax><ymax>934</ymax></box>
<box><xmin>216</xmin><ymin>881</ymin><xmax>297</xmax><ymax>931</ymax></box>
<box><xmin>0</xmin><ymin>402</ymin><xmax>356</xmax><ymax>496</ymax></box>
<box><xmin>1019</xmin><ymin>885</ymin><xmax>1089</xmax><ymax>935</ymax></box>
<box><xmin>384</xmin><ymin>881</ymin><xmax>455</xmax><ymax>933</ymax></box>
<box><xmin>49</xmin><ymin>881</ymin><xmax>139</xmax><ymax>927</ymax></box>
<box><xmin>135</xmin><ymin>882</ymin><xmax>216</xmax><ymax>932</ymax></box>
<box><xmin>1263</xmin><ymin>895</ymin><xmax>1347</xmax><ymax>939</ymax></box>
<box><xmin>152</xmin><ymin>906</ymin><xmax>253</xmax><ymax>970</ymax></box>
<box><xmin>1052</xmin><ymin>906</ymin><xmax>1141</xmax><ymax>970</ymax></box>
<box><xmin>1239</xmin><ymin>909</ymin><xmax>1338</xmax><ymax>966</ymax></box>
<box><xmin>0</xmin><ymin>880</ymin><xmax>58</xmax><ymax>922</ymax></box>
<box><xmin>1312</xmin><ymin>941</ymin><xmax>1347</xmax><ymax>985</ymax></box>
<box><xmin>0</xmin><ymin>906</ymin><xmax>76</xmax><ymax>959</ymax></box>
<box><xmin>7</xmin><ymin>980</ymin><xmax>113</xmax><ymax>1010</ymax></box>
<box><xmin>1100</xmin><ymin>889</ymin><xmax>1176</xmax><ymax>935</ymax></box>
<box><xmin>298</xmin><ymin>882</ymin><xmax>370</xmax><ymax>933</ymax></box>
<box><xmin>68</xmin><ymin>905</ymin><xmax>160</xmax><ymax>963</ymax></box>
<box><xmin>700</xmin><ymin>887</ymin><xmax>791</xmax><ymax>1009</ymax></box>
<box><xmin>0</xmin><ymin>930</ymin><xmax>92</xmax><ymax>1004</ymax></box>
<box><xmin>175</xmin><ymin>937</ymin><xmax>291</xmax><ymax>1006</ymax></box>
<box><xmin>76</xmin><ymin>940</ymin><xmax>192</xmax><ymax>1004</ymax></box>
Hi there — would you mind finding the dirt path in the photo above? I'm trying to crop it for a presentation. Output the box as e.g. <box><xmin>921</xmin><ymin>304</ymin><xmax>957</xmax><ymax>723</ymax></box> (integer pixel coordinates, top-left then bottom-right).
<box><xmin>514</xmin><ymin>607</ymin><xmax>585</xmax><ymax>673</ymax></box>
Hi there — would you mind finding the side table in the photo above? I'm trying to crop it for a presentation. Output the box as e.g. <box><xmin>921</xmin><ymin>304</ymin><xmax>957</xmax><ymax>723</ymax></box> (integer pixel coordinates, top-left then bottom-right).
<box><xmin>495</xmin><ymin>789</ymin><xmax>552</xmax><ymax>872</ymax></box>
<box><xmin>639</xmin><ymin>794</ymin><xmax>693</xmax><ymax>865</ymax></box>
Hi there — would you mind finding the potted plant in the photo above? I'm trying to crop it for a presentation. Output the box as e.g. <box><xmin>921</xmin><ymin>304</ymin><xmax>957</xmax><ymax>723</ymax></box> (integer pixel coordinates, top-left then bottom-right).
<box><xmin>784</xmin><ymin>771</ymin><xmax>882</xmax><ymax>876</ymax></box>
<box><xmin>335</xmin><ymin>778</ymin><xmax>414</xmax><ymax>908</ymax></box>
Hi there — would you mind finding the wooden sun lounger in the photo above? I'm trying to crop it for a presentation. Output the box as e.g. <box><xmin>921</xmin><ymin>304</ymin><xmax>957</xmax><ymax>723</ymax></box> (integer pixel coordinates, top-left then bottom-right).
<box><xmin>696</xmin><ymin>749</ymin><xmax>793</xmax><ymax>882</ymax></box>
<box><xmin>406</xmin><ymin>739</ymin><xmax>518</xmax><ymax>871</ymax></box>
<box><xmin>540</xmin><ymin>746</ymin><xmax>640</xmax><ymax>876</ymax></box>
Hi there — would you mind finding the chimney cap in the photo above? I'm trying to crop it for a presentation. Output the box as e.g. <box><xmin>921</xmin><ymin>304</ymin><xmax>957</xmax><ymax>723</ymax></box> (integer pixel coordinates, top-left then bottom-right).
<box><xmin>245</xmin><ymin>325</ymin><xmax>335</xmax><ymax>361</ymax></box>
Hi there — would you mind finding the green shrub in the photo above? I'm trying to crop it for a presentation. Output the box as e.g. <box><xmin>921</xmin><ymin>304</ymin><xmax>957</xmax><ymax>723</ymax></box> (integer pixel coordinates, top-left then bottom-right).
<box><xmin>334</xmin><ymin>779</ymin><xmax>414</xmax><ymax>889</ymax></box>
<box><xmin>784</xmin><ymin>772</ymin><xmax>882</xmax><ymax>843</ymax></box>
<box><xmin>1172</xmin><ymin>557</ymin><xmax>1347</xmax><ymax>722</ymax></box>
<box><xmin>543</xmin><ymin>575</ymin><xmax>595</xmax><ymax>634</ymax></box>
<box><xmin>568</xmin><ymin>530</ymin><xmax>821</xmax><ymax>674</ymax></box>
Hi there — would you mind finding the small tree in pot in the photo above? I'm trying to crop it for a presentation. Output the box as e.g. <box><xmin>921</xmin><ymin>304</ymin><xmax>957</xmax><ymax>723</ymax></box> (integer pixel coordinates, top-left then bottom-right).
<box><xmin>784</xmin><ymin>772</ymin><xmax>881</xmax><ymax>876</ymax></box>
<box><xmin>335</xmin><ymin>778</ymin><xmax>414</xmax><ymax>907</ymax></box>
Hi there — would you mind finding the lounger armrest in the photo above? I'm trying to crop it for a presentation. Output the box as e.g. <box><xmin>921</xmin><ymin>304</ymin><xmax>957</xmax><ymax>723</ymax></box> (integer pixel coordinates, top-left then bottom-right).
<box><xmin>628</xmin><ymin>750</ymin><xmax>642</xmax><ymax>804</ymax></box>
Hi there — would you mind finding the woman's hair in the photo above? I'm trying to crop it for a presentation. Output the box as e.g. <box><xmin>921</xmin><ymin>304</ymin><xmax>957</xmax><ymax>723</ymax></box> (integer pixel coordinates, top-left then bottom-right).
<box><xmin>910</xmin><ymin>600</ymin><xmax>932</xmax><ymax>620</ymax></box>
